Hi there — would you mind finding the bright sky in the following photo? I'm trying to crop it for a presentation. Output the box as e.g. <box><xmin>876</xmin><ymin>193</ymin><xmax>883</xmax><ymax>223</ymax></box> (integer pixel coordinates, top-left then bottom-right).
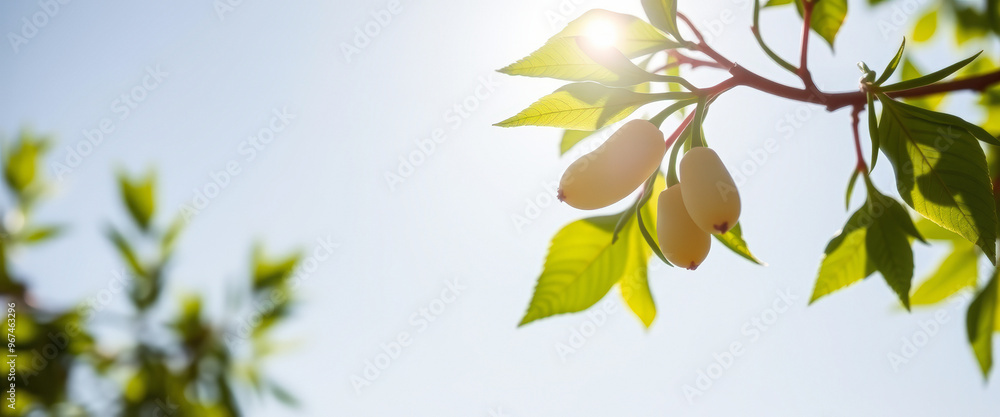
<box><xmin>1</xmin><ymin>0</ymin><xmax>999</xmax><ymax>415</ymax></box>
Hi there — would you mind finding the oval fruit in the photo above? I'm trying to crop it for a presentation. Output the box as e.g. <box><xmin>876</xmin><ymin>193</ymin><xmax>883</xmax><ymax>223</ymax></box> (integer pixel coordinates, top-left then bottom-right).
<box><xmin>679</xmin><ymin>147</ymin><xmax>741</xmax><ymax>234</ymax></box>
<box><xmin>656</xmin><ymin>186</ymin><xmax>711</xmax><ymax>270</ymax></box>
<box><xmin>558</xmin><ymin>120</ymin><xmax>666</xmax><ymax>210</ymax></box>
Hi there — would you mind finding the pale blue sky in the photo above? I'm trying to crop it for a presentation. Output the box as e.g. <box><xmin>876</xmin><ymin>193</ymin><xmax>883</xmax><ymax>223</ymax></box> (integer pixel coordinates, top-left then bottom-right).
<box><xmin>2</xmin><ymin>0</ymin><xmax>999</xmax><ymax>415</ymax></box>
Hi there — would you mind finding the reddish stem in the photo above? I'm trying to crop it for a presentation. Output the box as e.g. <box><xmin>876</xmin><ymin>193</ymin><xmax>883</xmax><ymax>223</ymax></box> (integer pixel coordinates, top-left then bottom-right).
<box><xmin>797</xmin><ymin>0</ymin><xmax>819</xmax><ymax>94</ymax></box>
<box><xmin>850</xmin><ymin>105</ymin><xmax>867</xmax><ymax>172</ymax></box>
<box><xmin>670</xmin><ymin>9</ymin><xmax>1000</xmax><ymax>113</ymax></box>
<box><xmin>665</xmin><ymin>111</ymin><xmax>696</xmax><ymax>149</ymax></box>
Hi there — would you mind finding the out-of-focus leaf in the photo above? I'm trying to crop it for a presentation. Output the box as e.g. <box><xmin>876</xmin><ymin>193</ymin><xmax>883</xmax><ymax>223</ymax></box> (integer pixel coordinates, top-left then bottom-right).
<box><xmin>3</xmin><ymin>133</ymin><xmax>48</xmax><ymax>193</ymax></box>
<box><xmin>108</xmin><ymin>227</ymin><xmax>145</xmax><ymax>277</ymax></box>
<box><xmin>560</xmin><ymin>129</ymin><xmax>597</xmax><ymax>155</ymax></box>
<box><xmin>967</xmin><ymin>270</ymin><xmax>997</xmax><ymax>378</ymax></box>
<box><xmin>911</xmin><ymin>9</ymin><xmax>937</xmax><ymax>42</ymax></box>
<box><xmin>253</xmin><ymin>247</ymin><xmax>300</xmax><ymax>291</ymax></box>
<box><xmin>911</xmin><ymin>243</ymin><xmax>978</xmax><ymax>306</ymax></box>
<box><xmin>21</xmin><ymin>225</ymin><xmax>63</xmax><ymax>243</ymax></box>
<box><xmin>118</xmin><ymin>171</ymin><xmax>156</xmax><ymax>231</ymax></box>
<box><xmin>496</xmin><ymin>83</ymin><xmax>685</xmax><ymax>130</ymax></box>
<box><xmin>876</xmin><ymin>95</ymin><xmax>998</xmax><ymax>263</ymax></box>
<box><xmin>641</xmin><ymin>0</ymin><xmax>682</xmax><ymax>40</ymax></box>
<box><xmin>269</xmin><ymin>382</ymin><xmax>300</xmax><ymax>407</ymax></box>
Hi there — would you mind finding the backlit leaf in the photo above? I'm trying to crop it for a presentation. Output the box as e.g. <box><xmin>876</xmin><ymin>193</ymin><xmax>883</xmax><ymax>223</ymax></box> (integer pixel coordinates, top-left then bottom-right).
<box><xmin>876</xmin><ymin>96</ymin><xmax>998</xmax><ymax>264</ymax></box>
<box><xmin>496</xmin><ymin>83</ymin><xmax>682</xmax><ymax>130</ymax></box>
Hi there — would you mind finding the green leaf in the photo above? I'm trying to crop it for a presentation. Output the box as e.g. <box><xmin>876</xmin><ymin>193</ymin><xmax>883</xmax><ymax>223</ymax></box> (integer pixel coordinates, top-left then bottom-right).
<box><xmin>519</xmin><ymin>215</ymin><xmax>634</xmax><ymax>326</ymax></box>
<box><xmin>911</xmin><ymin>243</ymin><xmax>978</xmax><ymax>306</ymax></box>
<box><xmin>252</xmin><ymin>247</ymin><xmax>300</xmax><ymax>291</ymax></box>
<box><xmin>498</xmin><ymin>37</ymin><xmax>661</xmax><ymax>87</ymax></box>
<box><xmin>553</xmin><ymin>9</ymin><xmax>680</xmax><ymax>58</ymax></box>
<box><xmin>560</xmin><ymin>129</ymin><xmax>596</xmax><ymax>155</ymax></box>
<box><xmin>811</xmin><ymin>207</ymin><xmax>875</xmax><ymax>304</ymax></box>
<box><xmin>612</xmin><ymin>171</ymin><xmax>657</xmax><ymax>243</ymax></box>
<box><xmin>665</xmin><ymin>124</ymin><xmax>691</xmax><ymax>187</ymax></box>
<box><xmin>635</xmin><ymin>175</ymin><xmax>672</xmax><ymax>266</ymax></box>
<box><xmin>3</xmin><ymin>133</ymin><xmax>48</xmax><ymax>194</ymax></box>
<box><xmin>799</xmin><ymin>0</ymin><xmax>848</xmax><ymax>48</ymax></box>
<box><xmin>690</xmin><ymin>98</ymin><xmax>708</xmax><ymax>148</ymax></box>
<box><xmin>108</xmin><ymin>227</ymin><xmax>145</xmax><ymax>278</ymax></box>
<box><xmin>496</xmin><ymin>83</ymin><xmax>683</xmax><ymax>130</ymax></box>
<box><xmin>882</xmin><ymin>51</ymin><xmax>982</xmax><ymax>92</ymax></box>
<box><xmin>752</xmin><ymin>0</ymin><xmax>797</xmax><ymax>74</ymax></box>
<box><xmin>21</xmin><ymin>225</ymin><xmax>62</xmax><ymax>243</ymax></box>
<box><xmin>765</xmin><ymin>0</ymin><xmax>794</xmax><ymax>6</ymax></box>
<box><xmin>636</xmin><ymin>199</ymin><xmax>671</xmax><ymax>266</ymax></box>
<box><xmin>900</xmin><ymin>103</ymin><xmax>1000</xmax><ymax>147</ymax></box>
<box><xmin>876</xmin><ymin>96</ymin><xmax>998</xmax><ymax>263</ymax></box>
<box><xmin>867</xmin><ymin>93</ymin><xmax>880</xmax><ymax>171</ymax></box>
<box><xmin>714</xmin><ymin>223</ymin><xmax>765</xmax><ymax>265</ymax></box>
<box><xmin>846</xmin><ymin>169</ymin><xmax>860</xmax><ymax>210</ymax></box>
<box><xmin>641</xmin><ymin>0</ymin><xmax>682</xmax><ymax>41</ymax></box>
<box><xmin>915</xmin><ymin>217</ymin><xmax>964</xmax><ymax>241</ymax></box>
<box><xmin>620</xmin><ymin>175</ymin><xmax>666</xmax><ymax>327</ymax></box>
<box><xmin>966</xmin><ymin>270</ymin><xmax>997</xmax><ymax>378</ymax></box>
<box><xmin>911</xmin><ymin>9</ymin><xmax>937</xmax><ymax>42</ymax></box>
<box><xmin>874</xmin><ymin>39</ymin><xmax>905</xmax><ymax>86</ymax></box>
<box><xmin>118</xmin><ymin>171</ymin><xmax>156</xmax><ymax>231</ymax></box>
<box><xmin>812</xmin><ymin>184</ymin><xmax>921</xmax><ymax>305</ymax></box>
<box><xmin>649</xmin><ymin>99</ymin><xmax>697</xmax><ymax>128</ymax></box>
<box><xmin>865</xmin><ymin>192</ymin><xmax>919</xmax><ymax>310</ymax></box>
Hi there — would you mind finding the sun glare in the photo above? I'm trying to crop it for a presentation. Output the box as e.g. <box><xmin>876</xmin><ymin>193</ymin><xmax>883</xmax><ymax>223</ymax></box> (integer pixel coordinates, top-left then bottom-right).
<box><xmin>584</xmin><ymin>20</ymin><xmax>618</xmax><ymax>49</ymax></box>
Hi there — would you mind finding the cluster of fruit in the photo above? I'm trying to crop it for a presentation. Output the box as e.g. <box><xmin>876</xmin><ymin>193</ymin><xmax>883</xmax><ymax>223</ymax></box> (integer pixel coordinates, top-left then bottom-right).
<box><xmin>557</xmin><ymin>120</ymin><xmax>741</xmax><ymax>270</ymax></box>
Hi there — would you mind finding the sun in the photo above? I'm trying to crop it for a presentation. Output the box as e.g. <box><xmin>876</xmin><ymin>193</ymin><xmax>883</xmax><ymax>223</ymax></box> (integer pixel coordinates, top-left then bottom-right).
<box><xmin>583</xmin><ymin>19</ymin><xmax>619</xmax><ymax>49</ymax></box>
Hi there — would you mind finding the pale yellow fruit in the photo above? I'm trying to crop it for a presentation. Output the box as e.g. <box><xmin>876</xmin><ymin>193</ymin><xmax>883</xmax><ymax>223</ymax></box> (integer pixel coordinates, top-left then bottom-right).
<box><xmin>657</xmin><ymin>186</ymin><xmax>711</xmax><ymax>270</ymax></box>
<box><xmin>558</xmin><ymin>120</ymin><xmax>665</xmax><ymax>210</ymax></box>
<box><xmin>679</xmin><ymin>147</ymin><xmax>741</xmax><ymax>234</ymax></box>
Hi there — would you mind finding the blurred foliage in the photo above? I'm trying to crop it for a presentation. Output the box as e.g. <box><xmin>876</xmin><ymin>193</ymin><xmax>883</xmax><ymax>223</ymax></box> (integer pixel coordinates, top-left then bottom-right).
<box><xmin>0</xmin><ymin>129</ymin><xmax>300</xmax><ymax>416</ymax></box>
